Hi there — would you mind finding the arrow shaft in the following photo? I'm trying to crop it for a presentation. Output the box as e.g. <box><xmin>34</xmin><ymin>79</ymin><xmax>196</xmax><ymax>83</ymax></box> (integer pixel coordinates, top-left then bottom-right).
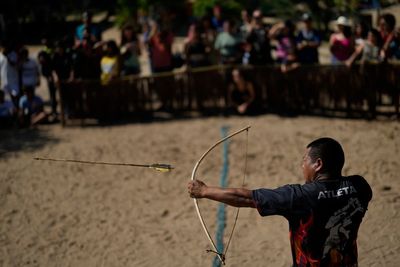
<box><xmin>34</xmin><ymin>157</ymin><xmax>151</xmax><ymax>168</ymax></box>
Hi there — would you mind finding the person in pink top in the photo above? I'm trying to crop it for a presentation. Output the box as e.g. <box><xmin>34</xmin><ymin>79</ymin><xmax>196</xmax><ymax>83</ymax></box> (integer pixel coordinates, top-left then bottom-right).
<box><xmin>149</xmin><ymin>22</ymin><xmax>174</xmax><ymax>73</ymax></box>
<box><xmin>329</xmin><ymin>16</ymin><xmax>354</xmax><ymax>64</ymax></box>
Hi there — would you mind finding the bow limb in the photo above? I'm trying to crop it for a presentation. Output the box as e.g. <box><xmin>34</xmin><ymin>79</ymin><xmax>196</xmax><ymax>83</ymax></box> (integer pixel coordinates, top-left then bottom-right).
<box><xmin>191</xmin><ymin>125</ymin><xmax>251</xmax><ymax>265</ymax></box>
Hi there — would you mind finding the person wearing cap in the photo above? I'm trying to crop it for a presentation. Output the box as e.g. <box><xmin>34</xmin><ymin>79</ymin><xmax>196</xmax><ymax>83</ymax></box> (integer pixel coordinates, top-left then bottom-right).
<box><xmin>329</xmin><ymin>16</ymin><xmax>354</xmax><ymax>64</ymax></box>
<box><xmin>296</xmin><ymin>13</ymin><xmax>321</xmax><ymax>64</ymax></box>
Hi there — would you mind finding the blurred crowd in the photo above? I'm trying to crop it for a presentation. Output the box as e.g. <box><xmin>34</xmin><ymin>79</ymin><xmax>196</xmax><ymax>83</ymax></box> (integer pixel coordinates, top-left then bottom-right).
<box><xmin>1</xmin><ymin>7</ymin><xmax>400</xmax><ymax>126</ymax></box>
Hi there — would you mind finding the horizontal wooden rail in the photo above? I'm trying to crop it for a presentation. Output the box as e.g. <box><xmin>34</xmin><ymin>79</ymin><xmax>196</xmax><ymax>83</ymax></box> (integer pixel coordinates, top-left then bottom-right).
<box><xmin>59</xmin><ymin>64</ymin><xmax>400</xmax><ymax>125</ymax></box>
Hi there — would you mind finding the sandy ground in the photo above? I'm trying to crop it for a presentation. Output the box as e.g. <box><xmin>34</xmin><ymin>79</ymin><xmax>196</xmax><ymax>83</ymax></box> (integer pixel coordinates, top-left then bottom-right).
<box><xmin>0</xmin><ymin>114</ymin><xmax>399</xmax><ymax>267</ymax></box>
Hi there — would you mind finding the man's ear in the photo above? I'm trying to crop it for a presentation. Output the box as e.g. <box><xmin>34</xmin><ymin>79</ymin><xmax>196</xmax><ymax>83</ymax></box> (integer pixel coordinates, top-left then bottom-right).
<box><xmin>313</xmin><ymin>158</ymin><xmax>323</xmax><ymax>172</ymax></box>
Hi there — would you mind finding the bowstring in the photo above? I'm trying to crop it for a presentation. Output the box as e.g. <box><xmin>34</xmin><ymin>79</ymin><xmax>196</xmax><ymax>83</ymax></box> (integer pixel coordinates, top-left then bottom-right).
<box><xmin>223</xmin><ymin>128</ymin><xmax>249</xmax><ymax>259</ymax></box>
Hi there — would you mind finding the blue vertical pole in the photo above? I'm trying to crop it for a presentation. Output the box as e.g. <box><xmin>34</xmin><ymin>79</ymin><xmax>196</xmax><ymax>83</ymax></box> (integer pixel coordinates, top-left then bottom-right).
<box><xmin>212</xmin><ymin>126</ymin><xmax>230</xmax><ymax>267</ymax></box>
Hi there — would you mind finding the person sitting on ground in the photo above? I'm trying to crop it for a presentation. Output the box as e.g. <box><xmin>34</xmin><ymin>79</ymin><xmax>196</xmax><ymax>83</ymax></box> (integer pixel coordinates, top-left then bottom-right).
<box><xmin>0</xmin><ymin>89</ymin><xmax>15</xmax><ymax>127</ymax></box>
<box><xmin>188</xmin><ymin>137</ymin><xmax>372</xmax><ymax>267</ymax></box>
<box><xmin>18</xmin><ymin>86</ymin><xmax>48</xmax><ymax>127</ymax></box>
<box><xmin>228</xmin><ymin>68</ymin><xmax>255</xmax><ymax>115</ymax></box>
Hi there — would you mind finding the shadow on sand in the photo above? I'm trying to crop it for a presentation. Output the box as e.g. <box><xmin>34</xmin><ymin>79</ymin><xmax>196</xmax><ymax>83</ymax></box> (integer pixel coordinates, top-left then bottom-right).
<box><xmin>0</xmin><ymin>128</ymin><xmax>59</xmax><ymax>158</ymax></box>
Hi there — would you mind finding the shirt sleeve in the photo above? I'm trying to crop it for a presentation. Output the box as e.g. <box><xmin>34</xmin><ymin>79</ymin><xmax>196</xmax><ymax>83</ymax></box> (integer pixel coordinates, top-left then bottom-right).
<box><xmin>252</xmin><ymin>184</ymin><xmax>302</xmax><ymax>217</ymax></box>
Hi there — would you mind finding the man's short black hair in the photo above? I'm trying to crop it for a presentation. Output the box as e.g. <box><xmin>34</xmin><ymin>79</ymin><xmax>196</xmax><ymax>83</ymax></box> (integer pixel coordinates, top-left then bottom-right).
<box><xmin>307</xmin><ymin>137</ymin><xmax>345</xmax><ymax>174</ymax></box>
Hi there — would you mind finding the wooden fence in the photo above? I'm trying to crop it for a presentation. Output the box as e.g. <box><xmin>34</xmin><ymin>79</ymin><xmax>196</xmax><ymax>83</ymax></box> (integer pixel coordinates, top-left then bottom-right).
<box><xmin>59</xmin><ymin>64</ymin><xmax>400</xmax><ymax>125</ymax></box>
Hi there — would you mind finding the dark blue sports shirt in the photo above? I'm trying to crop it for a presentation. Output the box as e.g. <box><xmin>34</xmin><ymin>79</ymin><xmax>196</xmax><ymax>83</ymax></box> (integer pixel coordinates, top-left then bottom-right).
<box><xmin>252</xmin><ymin>175</ymin><xmax>372</xmax><ymax>267</ymax></box>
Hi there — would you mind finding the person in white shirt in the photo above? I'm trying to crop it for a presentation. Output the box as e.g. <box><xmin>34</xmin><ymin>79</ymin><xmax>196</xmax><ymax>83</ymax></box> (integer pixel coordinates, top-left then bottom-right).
<box><xmin>19</xmin><ymin>47</ymin><xmax>40</xmax><ymax>91</ymax></box>
<box><xmin>0</xmin><ymin>44</ymin><xmax>20</xmax><ymax>107</ymax></box>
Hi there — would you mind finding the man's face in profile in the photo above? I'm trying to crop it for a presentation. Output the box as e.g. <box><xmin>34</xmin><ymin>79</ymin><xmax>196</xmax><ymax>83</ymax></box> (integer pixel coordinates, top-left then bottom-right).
<box><xmin>302</xmin><ymin>148</ymin><xmax>316</xmax><ymax>183</ymax></box>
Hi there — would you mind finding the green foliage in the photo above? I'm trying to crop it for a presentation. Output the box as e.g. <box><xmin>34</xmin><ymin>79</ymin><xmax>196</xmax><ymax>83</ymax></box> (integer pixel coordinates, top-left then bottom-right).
<box><xmin>259</xmin><ymin>0</ymin><xmax>298</xmax><ymax>17</ymax></box>
<box><xmin>115</xmin><ymin>0</ymin><xmax>138</xmax><ymax>26</ymax></box>
<box><xmin>333</xmin><ymin>0</ymin><xmax>361</xmax><ymax>14</ymax></box>
<box><xmin>115</xmin><ymin>0</ymin><xmax>187</xmax><ymax>26</ymax></box>
<box><xmin>193</xmin><ymin>0</ymin><xmax>246</xmax><ymax>18</ymax></box>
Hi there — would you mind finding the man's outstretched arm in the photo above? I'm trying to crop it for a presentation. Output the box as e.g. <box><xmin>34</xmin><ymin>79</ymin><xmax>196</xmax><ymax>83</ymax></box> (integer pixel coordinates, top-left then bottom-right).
<box><xmin>188</xmin><ymin>180</ymin><xmax>256</xmax><ymax>208</ymax></box>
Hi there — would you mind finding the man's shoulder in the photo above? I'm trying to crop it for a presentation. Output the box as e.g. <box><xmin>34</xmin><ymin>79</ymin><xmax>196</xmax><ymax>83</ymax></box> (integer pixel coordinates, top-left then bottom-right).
<box><xmin>344</xmin><ymin>175</ymin><xmax>373</xmax><ymax>200</ymax></box>
<box><xmin>342</xmin><ymin>175</ymin><xmax>371</xmax><ymax>189</ymax></box>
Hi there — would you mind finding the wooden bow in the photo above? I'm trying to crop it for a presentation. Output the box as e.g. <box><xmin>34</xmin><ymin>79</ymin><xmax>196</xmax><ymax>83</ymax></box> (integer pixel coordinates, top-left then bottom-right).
<box><xmin>191</xmin><ymin>126</ymin><xmax>250</xmax><ymax>265</ymax></box>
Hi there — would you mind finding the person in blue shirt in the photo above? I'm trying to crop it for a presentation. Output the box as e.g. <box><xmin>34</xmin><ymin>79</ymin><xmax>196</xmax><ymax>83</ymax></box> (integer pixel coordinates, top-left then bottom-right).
<box><xmin>0</xmin><ymin>89</ymin><xmax>15</xmax><ymax>127</ymax></box>
<box><xmin>75</xmin><ymin>11</ymin><xmax>102</xmax><ymax>44</ymax></box>
<box><xmin>18</xmin><ymin>87</ymin><xmax>47</xmax><ymax>126</ymax></box>
<box><xmin>296</xmin><ymin>14</ymin><xmax>321</xmax><ymax>64</ymax></box>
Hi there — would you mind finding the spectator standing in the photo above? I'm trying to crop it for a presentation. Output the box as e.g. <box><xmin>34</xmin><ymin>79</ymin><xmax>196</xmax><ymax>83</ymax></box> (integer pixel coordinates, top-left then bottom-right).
<box><xmin>346</xmin><ymin>28</ymin><xmax>382</xmax><ymax>66</ymax></box>
<box><xmin>149</xmin><ymin>23</ymin><xmax>174</xmax><ymax>73</ymax></box>
<box><xmin>296</xmin><ymin>14</ymin><xmax>321</xmax><ymax>64</ymax></box>
<box><xmin>19</xmin><ymin>47</ymin><xmax>40</xmax><ymax>93</ymax></box>
<box><xmin>0</xmin><ymin>43</ymin><xmax>20</xmax><ymax>107</ymax></box>
<box><xmin>120</xmin><ymin>24</ymin><xmax>141</xmax><ymax>76</ymax></box>
<box><xmin>72</xmin><ymin>35</ymin><xmax>101</xmax><ymax>80</ymax></box>
<box><xmin>269</xmin><ymin>20</ymin><xmax>297</xmax><ymax>64</ymax></box>
<box><xmin>245</xmin><ymin>9</ymin><xmax>272</xmax><ymax>65</ymax></box>
<box><xmin>52</xmin><ymin>41</ymin><xmax>73</xmax><ymax>84</ymax></box>
<box><xmin>354</xmin><ymin>21</ymin><xmax>368</xmax><ymax>48</ymax></box>
<box><xmin>378</xmin><ymin>13</ymin><xmax>396</xmax><ymax>60</ymax></box>
<box><xmin>100</xmin><ymin>40</ymin><xmax>121</xmax><ymax>84</ymax></box>
<box><xmin>329</xmin><ymin>16</ymin><xmax>354</xmax><ymax>64</ymax></box>
<box><xmin>211</xmin><ymin>5</ymin><xmax>224</xmax><ymax>33</ymax></box>
<box><xmin>391</xmin><ymin>28</ymin><xmax>400</xmax><ymax>60</ymax></box>
<box><xmin>200</xmin><ymin>16</ymin><xmax>217</xmax><ymax>64</ymax></box>
<box><xmin>239</xmin><ymin>9</ymin><xmax>252</xmax><ymax>40</ymax></box>
<box><xmin>184</xmin><ymin>24</ymin><xmax>209</xmax><ymax>68</ymax></box>
<box><xmin>75</xmin><ymin>11</ymin><xmax>102</xmax><ymax>44</ymax></box>
<box><xmin>38</xmin><ymin>40</ymin><xmax>58</xmax><ymax>116</ymax></box>
<box><xmin>214</xmin><ymin>20</ymin><xmax>240</xmax><ymax>65</ymax></box>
